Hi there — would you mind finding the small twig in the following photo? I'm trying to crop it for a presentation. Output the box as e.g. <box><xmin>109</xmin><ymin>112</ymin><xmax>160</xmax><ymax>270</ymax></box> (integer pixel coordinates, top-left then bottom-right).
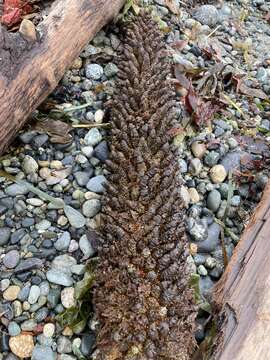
<box><xmin>207</xmin><ymin>25</ymin><xmax>222</xmax><ymax>38</ymax></box>
<box><xmin>72</xmin><ymin>123</ymin><xmax>110</xmax><ymax>129</ymax></box>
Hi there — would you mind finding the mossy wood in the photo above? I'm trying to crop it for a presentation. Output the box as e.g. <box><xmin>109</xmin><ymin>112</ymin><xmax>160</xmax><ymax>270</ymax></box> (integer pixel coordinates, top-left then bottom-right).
<box><xmin>0</xmin><ymin>0</ymin><xmax>125</xmax><ymax>155</ymax></box>
<box><xmin>93</xmin><ymin>12</ymin><xmax>196</xmax><ymax>359</ymax></box>
<box><xmin>212</xmin><ymin>181</ymin><xmax>270</xmax><ymax>360</ymax></box>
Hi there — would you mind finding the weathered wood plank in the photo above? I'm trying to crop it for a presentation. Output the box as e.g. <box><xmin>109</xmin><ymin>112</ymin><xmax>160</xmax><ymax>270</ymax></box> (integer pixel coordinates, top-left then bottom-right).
<box><xmin>0</xmin><ymin>0</ymin><xmax>125</xmax><ymax>155</ymax></box>
<box><xmin>212</xmin><ymin>181</ymin><xmax>270</xmax><ymax>360</ymax></box>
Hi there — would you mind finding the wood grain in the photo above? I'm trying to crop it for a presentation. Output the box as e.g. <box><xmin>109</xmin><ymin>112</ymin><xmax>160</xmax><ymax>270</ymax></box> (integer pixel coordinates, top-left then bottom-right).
<box><xmin>212</xmin><ymin>181</ymin><xmax>270</xmax><ymax>360</ymax></box>
<box><xmin>0</xmin><ymin>0</ymin><xmax>125</xmax><ymax>155</ymax></box>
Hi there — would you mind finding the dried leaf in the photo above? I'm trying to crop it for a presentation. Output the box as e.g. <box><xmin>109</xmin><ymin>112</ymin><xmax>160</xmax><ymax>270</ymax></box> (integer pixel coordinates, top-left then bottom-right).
<box><xmin>238</xmin><ymin>82</ymin><xmax>268</xmax><ymax>100</ymax></box>
<box><xmin>185</xmin><ymin>86</ymin><xmax>200</xmax><ymax>114</ymax></box>
<box><xmin>265</xmin><ymin>12</ymin><xmax>270</xmax><ymax>22</ymax></box>
<box><xmin>194</xmin><ymin>101</ymin><xmax>220</xmax><ymax>127</ymax></box>
<box><xmin>34</xmin><ymin>119</ymin><xmax>73</xmax><ymax>144</ymax></box>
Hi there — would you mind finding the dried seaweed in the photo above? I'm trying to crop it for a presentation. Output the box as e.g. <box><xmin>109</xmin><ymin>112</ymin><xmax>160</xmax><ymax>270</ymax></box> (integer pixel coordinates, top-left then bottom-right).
<box><xmin>93</xmin><ymin>12</ymin><xmax>196</xmax><ymax>360</ymax></box>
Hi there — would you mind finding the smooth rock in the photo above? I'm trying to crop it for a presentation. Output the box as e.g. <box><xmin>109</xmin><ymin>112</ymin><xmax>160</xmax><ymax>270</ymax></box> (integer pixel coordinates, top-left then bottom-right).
<box><xmin>22</xmin><ymin>156</ymin><xmax>38</xmax><ymax>174</ymax></box>
<box><xmin>21</xmin><ymin>319</ymin><xmax>37</xmax><ymax>332</ymax></box>
<box><xmin>188</xmin><ymin>188</ymin><xmax>200</xmax><ymax>203</ymax></box>
<box><xmin>82</xmin><ymin>199</ymin><xmax>101</xmax><ymax>218</ymax></box>
<box><xmin>207</xmin><ymin>190</ymin><xmax>221</xmax><ymax>212</ymax></box>
<box><xmin>187</xmin><ymin>218</ymin><xmax>208</xmax><ymax>241</ymax></box>
<box><xmin>35</xmin><ymin>220</ymin><xmax>51</xmax><ymax>231</ymax></box>
<box><xmin>28</xmin><ymin>285</ymin><xmax>40</xmax><ymax>304</ymax></box>
<box><xmin>94</xmin><ymin>141</ymin><xmax>109</xmax><ymax>162</ymax></box>
<box><xmin>210</xmin><ymin>165</ymin><xmax>227</xmax><ymax>183</ymax></box>
<box><xmin>43</xmin><ymin>323</ymin><xmax>55</xmax><ymax>338</ymax></box>
<box><xmin>204</xmin><ymin>151</ymin><xmax>220</xmax><ymax>167</ymax></box>
<box><xmin>79</xmin><ymin>235</ymin><xmax>94</xmax><ymax>258</ymax></box>
<box><xmin>31</xmin><ymin>345</ymin><xmax>57</xmax><ymax>360</ymax></box>
<box><xmin>47</xmin><ymin>288</ymin><xmax>61</xmax><ymax>309</ymax></box>
<box><xmin>189</xmin><ymin>158</ymin><xmax>202</xmax><ymax>176</ymax></box>
<box><xmin>86</xmin><ymin>175</ymin><xmax>106</xmax><ymax>193</ymax></box>
<box><xmin>220</xmin><ymin>151</ymin><xmax>242</xmax><ymax>172</ymax></box>
<box><xmin>199</xmin><ymin>276</ymin><xmax>214</xmax><ymax>299</ymax></box>
<box><xmin>10</xmin><ymin>229</ymin><xmax>26</xmax><ymax>244</ymax></box>
<box><xmin>64</xmin><ymin>205</ymin><xmax>86</xmax><ymax>229</ymax></box>
<box><xmin>104</xmin><ymin>63</ymin><xmax>118</xmax><ymax>78</ymax></box>
<box><xmin>84</xmin><ymin>128</ymin><xmax>102</xmax><ymax>146</ymax></box>
<box><xmin>46</xmin><ymin>269</ymin><xmax>73</xmax><ymax>286</ymax></box>
<box><xmin>3</xmin><ymin>250</ymin><xmax>20</xmax><ymax>269</ymax></box>
<box><xmin>197</xmin><ymin>223</ymin><xmax>221</xmax><ymax>253</ymax></box>
<box><xmin>8</xmin><ymin>322</ymin><xmax>21</xmax><ymax>337</ymax></box>
<box><xmin>80</xmin><ymin>334</ymin><xmax>95</xmax><ymax>356</ymax></box>
<box><xmin>15</xmin><ymin>258</ymin><xmax>43</xmax><ymax>273</ymax></box>
<box><xmin>57</xmin><ymin>336</ymin><xmax>72</xmax><ymax>354</ymax></box>
<box><xmin>74</xmin><ymin>171</ymin><xmax>91</xmax><ymax>187</ymax></box>
<box><xmin>191</xmin><ymin>141</ymin><xmax>206</xmax><ymax>159</ymax></box>
<box><xmin>3</xmin><ymin>286</ymin><xmax>20</xmax><ymax>301</ymax></box>
<box><xmin>5</xmin><ymin>184</ymin><xmax>28</xmax><ymax>196</ymax></box>
<box><xmin>61</xmin><ymin>287</ymin><xmax>75</xmax><ymax>309</ymax></box>
<box><xmin>54</xmin><ymin>232</ymin><xmax>71</xmax><ymax>251</ymax></box>
<box><xmin>9</xmin><ymin>334</ymin><xmax>34</xmax><ymax>358</ymax></box>
<box><xmin>194</xmin><ymin>5</ymin><xmax>219</xmax><ymax>27</ymax></box>
<box><xmin>0</xmin><ymin>227</ymin><xmax>11</xmax><ymax>245</ymax></box>
<box><xmin>51</xmin><ymin>255</ymin><xmax>76</xmax><ymax>272</ymax></box>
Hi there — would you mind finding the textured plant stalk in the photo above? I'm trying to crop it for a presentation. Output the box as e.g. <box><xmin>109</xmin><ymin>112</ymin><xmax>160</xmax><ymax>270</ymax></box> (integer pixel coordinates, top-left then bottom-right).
<box><xmin>93</xmin><ymin>12</ymin><xmax>196</xmax><ymax>360</ymax></box>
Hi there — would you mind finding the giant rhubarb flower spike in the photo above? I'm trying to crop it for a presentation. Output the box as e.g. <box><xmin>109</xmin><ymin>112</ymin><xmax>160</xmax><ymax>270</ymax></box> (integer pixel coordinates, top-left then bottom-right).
<box><xmin>93</xmin><ymin>11</ymin><xmax>196</xmax><ymax>360</ymax></box>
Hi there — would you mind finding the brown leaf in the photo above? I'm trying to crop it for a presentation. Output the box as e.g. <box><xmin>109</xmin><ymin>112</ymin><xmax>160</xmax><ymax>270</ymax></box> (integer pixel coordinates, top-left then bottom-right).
<box><xmin>193</xmin><ymin>101</ymin><xmax>220</xmax><ymax>127</ymax></box>
<box><xmin>174</xmin><ymin>66</ymin><xmax>190</xmax><ymax>89</ymax></box>
<box><xmin>238</xmin><ymin>82</ymin><xmax>268</xmax><ymax>100</ymax></box>
<box><xmin>265</xmin><ymin>11</ymin><xmax>270</xmax><ymax>22</ymax></box>
<box><xmin>185</xmin><ymin>86</ymin><xmax>200</xmax><ymax>114</ymax></box>
<box><xmin>34</xmin><ymin>119</ymin><xmax>73</xmax><ymax>144</ymax></box>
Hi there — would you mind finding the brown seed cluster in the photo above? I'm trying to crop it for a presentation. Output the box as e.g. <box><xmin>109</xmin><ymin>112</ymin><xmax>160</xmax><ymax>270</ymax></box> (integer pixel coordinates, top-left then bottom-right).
<box><xmin>93</xmin><ymin>12</ymin><xmax>196</xmax><ymax>360</ymax></box>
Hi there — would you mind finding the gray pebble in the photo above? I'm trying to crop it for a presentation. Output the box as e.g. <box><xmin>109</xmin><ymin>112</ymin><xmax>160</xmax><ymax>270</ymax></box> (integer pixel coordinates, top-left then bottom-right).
<box><xmin>35</xmin><ymin>307</ymin><xmax>49</xmax><ymax>322</ymax></box>
<box><xmin>256</xmin><ymin>67</ymin><xmax>268</xmax><ymax>82</ymax></box>
<box><xmin>86</xmin><ymin>175</ymin><xmax>106</xmax><ymax>193</ymax></box>
<box><xmin>8</xmin><ymin>321</ymin><xmax>21</xmax><ymax>336</ymax></box>
<box><xmin>230</xmin><ymin>195</ymin><xmax>241</xmax><ymax>207</ymax></box>
<box><xmin>54</xmin><ymin>232</ymin><xmax>71</xmax><ymax>251</ymax></box>
<box><xmin>15</xmin><ymin>258</ymin><xmax>43</xmax><ymax>273</ymax></box>
<box><xmin>189</xmin><ymin>158</ymin><xmax>202</xmax><ymax>175</ymax></box>
<box><xmin>85</xmin><ymin>64</ymin><xmax>103</xmax><ymax>80</ymax></box>
<box><xmin>5</xmin><ymin>183</ymin><xmax>28</xmax><ymax>196</ymax></box>
<box><xmin>18</xmin><ymin>283</ymin><xmax>31</xmax><ymax>301</ymax></box>
<box><xmin>46</xmin><ymin>269</ymin><xmax>73</xmax><ymax>286</ymax></box>
<box><xmin>207</xmin><ymin>190</ymin><xmax>221</xmax><ymax>212</ymax></box>
<box><xmin>193</xmin><ymin>5</ymin><xmax>219</xmax><ymax>27</ymax></box>
<box><xmin>197</xmin><ymin>223</ymin><xmax>221</xmax><ymax>253</ymax></box>
<box><xmin>84</xmin><ymin>128</ymin><xmax>102</xmax><ymax>146</ymax></box>
<box><xmin>31</xmin><ymin>345</ymin><xmax>57</xmax><ymax>360</ymax></box>
<box><xmin>187</xmin><ymin>218</ymin><xmax>208</xmax><ymax>241</ymax></box>
<box><xmin>47</xmin><ymin>288</ymin><xmax>61</xmax><ymax>309</ymax></box>
<box><xmin>204</xmin><ymin>151</ymin><xmax>219</xmax><ymax>167</ymax></box>
<box><xmin>10</xmin><ymin>229</ymin><xmax>26</xmax><ymax>244</ymax></box>
<box><xmin>0</xmin><ymin>228</ymin><xmax>11</xmax><ymax>245</ymax></box>
<box><xmin>82</xmin><ymin>199</ymin><xmax>101</xmax><ymax>218</ymax></box>
<box><xmin>3</xmin><ymin>250</ymin><xmax>20</xmax><ymax>269</ymax></box>
<box><xmin>80</xmin><ymin>334</ymin><xmax>95</xmax><ymax>356</ymax></box>
<box><xmin>22</xmin><ymin>155</ymin><xmax>38</xmax><ymax>174</ymax></box>
<box><xmin>32</xmin><ymin>134</ymin><xmax>49</xmax><ymax>148</ymax></box>
<box><xmin>79</xmin><ymin>235</ymin><xmax>94</xmax><ymax>258</ymax></box>
<box><xmin>57</xmin><ymin>336</ymin><xmax>72</xmax><ymax>354</ymax></box>
<box><xmin>94</xmin><ymin>141</ymin><xmax>109</xmax><ymax>162</ymax></box>
<box><xmin>104</xmin><ymin>63</ymin><xmax>118</xmax><ymax>78</ymax></box>
<box><xmin>74</xmin><ymin>171</ymin><xmax>91</xmax><ymax>187</ymax></box>
<box><xmin>21</xmin><ymin>319</ymin><xmax>37</xmax><ymax>331</ymax></box>
<box><xmin>28</xmin><ymin>285</ymin><xmax>41</xmax><ymax>304</ymax></box>
<box><xmin>221</xmin><ymin>151</ymin><xmax>242</xmax><ymax>172</ymax></box>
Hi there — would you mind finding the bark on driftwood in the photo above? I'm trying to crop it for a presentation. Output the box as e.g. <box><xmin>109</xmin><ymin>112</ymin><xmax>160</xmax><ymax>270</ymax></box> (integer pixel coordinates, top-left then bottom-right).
<box><xmin>0</xmin><ymin>0</ymin><xmax>125</xmax><ymax>155</ymax></box>
<box><xmin>212</xmin><ymin>181</ymin><xmax>270</xmax><ymax>360</ymax></box>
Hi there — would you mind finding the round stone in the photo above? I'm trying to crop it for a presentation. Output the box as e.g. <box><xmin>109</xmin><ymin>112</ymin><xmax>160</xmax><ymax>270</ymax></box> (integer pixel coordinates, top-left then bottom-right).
<box><xmin>3</xmin><ymin>250</ymin><xmax>20</xmax><ymax>269</ymax></box>
<box><xmin>8</xmin><ymin>322</ymin><xmax>21</xmax><ymax>337</ymax></box>
<box><xmin>0</xmin><ymin>227</ymin><xmax>11</xmax><ymax>245</ymax></box>
<box><xmin>28</xmin><ymin>285</ymin><xmax>40</xmax><ymax>304</ymax></box>
<box><xmin>104</xmin><ymin>63</ymin><xmax>118</xmax><ymax>78</ymax></box>
<box><xmin>193</xmin><ymin>5</ymin><xmax>220</xmax><ymax>27</ymax></box>
<box><xmin>82</xmin><ymin>199</ymin><xmax>101</xmax><ymax>218</ymax></box>
<box><xmin>54</xmin><ymin>232</ymin><xmax>71</xmax><ymax>251</ymax></box>
<box><xmin>180</xmin><ymin>186</ymin><xmax>190</xmax><ymax>208</ymax></box>
<box><xmin>94</xmin><ymin>109</ymin><xmax>104</xmax><ymax>123</ymax></box>
<box><xmin>46</xmin><ymin>269</ymin><xmax>73</xmax><ymax>287</ymax></box>
<box><xmin>22</xmin><ymin>155</ymin><xmax>38</xmax><ymax>174</ymax></box>
<box><xmin>79</xmin><ymin>235</ymin><xmax>94</xmax><ymax>258</ymax></box>
<box><xmin>207</xmin><ymin>190</ymin><xmax>222</xmax><ymax>212</ymax></box>
<box><xmin>85</xmin><ymin>64</ymin><xmax>103</xmax><ymax>80</ymax></box>
<box><xmin>57</xmin><ymin>336</ymin><xmax>72</xmax><ymax>354</ymax></box>
<box><xmin>198</xmin><ymin>265</ymin><xmax>208</xmax><ymax>276</ymax></box>
<box><xmin>43</xmin><ymin>323</ymin><xmax>55</xmax><ymax>338</ymax></box>
<box><xmin>3</xmin><ymin>286</ymin><xmax>20</xmax><ymax>301</ymax></box>
<box><xmin>188</xmin><ymin>188</ymin><xmax>200</xmax><ymax>204</ymax></box>
<box><xmin>31</xmin><ymin>344</ymin><xmax>57</xmax><ymax>360</ymax></box>
<box><xmin>210</xmin><ymin>165</ymin><xmax>227</xmax><ymax>183</ymax></box>
<box><xmin>61</xmin><ymin>287</ymin><xmax>76</xmax><ymax>309</ymax></box>
<box><xmin>189</xmin><ymin>158</ymin><xmax>202</xmax><ymax>176</ymax></box>
<box><xmin>86</xmin><ymin>175</ymin><xmax>106</xmax><ymax>193</ymax></box>
<box><xmin>204</xmin><ymin>151</ymin><xmax>220</xmax><ymax>167</ymax></box>
<box><xmin>84</xmin><ymin>128</ymin><xmax>102</xmax><ymax>146</ymax></box>
<box><xmin>191</xmin><ymin>141</ymin><xmax>206</xmax><ymax>159</ymax></box>
<box><xmin>9</xmin><ymin>334</ymin><xmax>34</xmax><ymax>358</ymax></box>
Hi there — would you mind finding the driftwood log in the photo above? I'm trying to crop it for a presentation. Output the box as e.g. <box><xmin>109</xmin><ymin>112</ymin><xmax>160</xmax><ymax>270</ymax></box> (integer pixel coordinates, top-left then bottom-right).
<box><xmin>212</xmin><ymin>181</ymin><xmax>270</xmax><ymax>360</ymax></box>
<box><xmin>0</xmin><ymin>0</ymin><xmax>125</xmax><ymax>155</ymax></box>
